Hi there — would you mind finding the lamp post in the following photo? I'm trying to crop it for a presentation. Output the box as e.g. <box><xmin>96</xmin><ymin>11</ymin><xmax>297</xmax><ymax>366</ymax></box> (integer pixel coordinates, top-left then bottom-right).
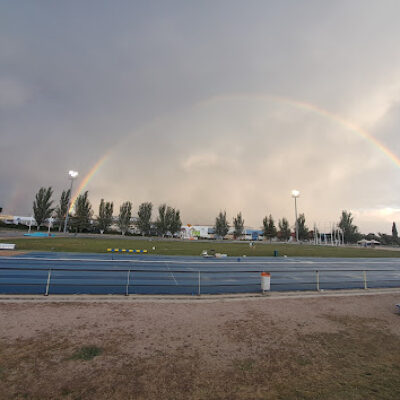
<box><xmin>291</xmin><ymin>190</ymin><xmax>300</xmax><ymax>242</ymax></box>
<box><xmin>63</xmin><ymin>170</ymin><xmax>79</xmax><ymax>233</ymax></box>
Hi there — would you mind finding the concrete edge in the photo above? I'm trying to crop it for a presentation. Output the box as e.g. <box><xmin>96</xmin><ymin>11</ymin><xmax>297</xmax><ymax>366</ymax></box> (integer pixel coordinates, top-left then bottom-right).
<box><xmin>0</xmin><ymin>288</ymin><xmax>399</xmax><ymax>303</ymax></box>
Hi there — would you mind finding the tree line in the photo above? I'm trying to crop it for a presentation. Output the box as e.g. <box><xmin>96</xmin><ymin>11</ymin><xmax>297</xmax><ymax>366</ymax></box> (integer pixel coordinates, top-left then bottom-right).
<box><xmin>364</xmin><ymin>221</ymin><xmax>400</xmax><ymax>246</ymax></box>
<box><xmin>214</xmin><ymin>211</ymin><xmax>307</xmax><ymax>241</ymax></box>
<box><xmin>31</xmin><ymin>187</ymin><xmax>398</xmax><ymax>244</ymax></box>
<box><xmin>215</xmin><ymin>210</ymin><xmax>366</xmax><ymax>244</ymax></box>
<box><xmin>32</xmin><ymin>187</ymin><xmax>182</xmax><ymax>236</ymax></box>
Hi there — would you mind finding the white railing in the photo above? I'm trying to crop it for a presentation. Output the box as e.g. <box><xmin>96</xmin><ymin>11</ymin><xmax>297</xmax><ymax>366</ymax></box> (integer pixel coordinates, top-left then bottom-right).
<box><xmin>0</xmin><ymin>266</ymin><xmax>399</xmax><ymax>295</ymax></box>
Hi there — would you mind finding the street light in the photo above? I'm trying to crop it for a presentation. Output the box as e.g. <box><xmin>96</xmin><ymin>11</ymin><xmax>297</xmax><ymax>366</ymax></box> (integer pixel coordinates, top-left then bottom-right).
<box><xmin>291</xmin><ymin>189</ymin><xmax>300</xmax><ymax>242</ymax></box>
<box><xmin>63</xmin><ymin>170</ymin><xmax>79</xmax><ymax>233</ymax></box>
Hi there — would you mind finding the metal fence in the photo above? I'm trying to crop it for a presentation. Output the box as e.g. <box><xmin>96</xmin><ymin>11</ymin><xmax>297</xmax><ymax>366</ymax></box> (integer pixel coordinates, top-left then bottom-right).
<box><xmin>0</xmin><ymin>266</ymin><xmax>400</xmax><ymax>295</ymax></box>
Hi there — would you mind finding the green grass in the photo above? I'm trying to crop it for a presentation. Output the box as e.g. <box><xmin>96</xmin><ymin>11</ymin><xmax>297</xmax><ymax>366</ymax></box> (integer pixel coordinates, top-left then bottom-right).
<box><xmin>1</xmin><ymin>236</ymin><xmax>400</xmax><ymax>257</ymax></box>
<box><xmin>69</xmin><ymin>346</ymin><xmax>102</xmax><ymax>361</ymax></box>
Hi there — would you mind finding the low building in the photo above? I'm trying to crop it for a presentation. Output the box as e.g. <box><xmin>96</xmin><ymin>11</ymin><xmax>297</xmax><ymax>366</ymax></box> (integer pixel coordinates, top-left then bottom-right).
<box><xmin>181</xmin><ymin>225</ymin><xmax>215</xmax><ymax>239</ymax></box>
<box><xmin>243</xmin><ymin>229</ymin><xmax>264</xmax><ymax>241</ymax></box>
<box><xmin>357</xmin><ymin>239</ymin><xmax>381</xmax><ymax>247</ymax></box>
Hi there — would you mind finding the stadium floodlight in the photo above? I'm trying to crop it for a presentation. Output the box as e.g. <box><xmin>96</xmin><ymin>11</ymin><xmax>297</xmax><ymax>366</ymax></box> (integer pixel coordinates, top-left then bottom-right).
<box><xmin>291</xmin><ymin>190</ymin><xmax>300</xmax><ymax>242</ymax></box>
<box><xmin>63</xmin><ymin>170</ymin><xmax>79</xmax><ymax>233</ymax></box>
<box><xmin>291</xmin><ymin>189</ymin><xmax>300</xmax><ymax>198</ymax></box>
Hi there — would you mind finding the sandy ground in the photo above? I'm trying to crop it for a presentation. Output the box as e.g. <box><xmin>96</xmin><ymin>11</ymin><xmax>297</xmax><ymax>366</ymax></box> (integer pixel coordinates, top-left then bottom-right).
<box><xmin>1</xmin><ymin>293</ymin><xmax>399</xmax><ymax>342</ymax></box>
<box><xmin>1</xmin><ymin>293</ymin><xmax>400</xmax><ymax>399</ymax></box>
<box><xmin>0</xmin><ymin>250</ymin><xmax>27</xmax><ymax>257</ymax></box>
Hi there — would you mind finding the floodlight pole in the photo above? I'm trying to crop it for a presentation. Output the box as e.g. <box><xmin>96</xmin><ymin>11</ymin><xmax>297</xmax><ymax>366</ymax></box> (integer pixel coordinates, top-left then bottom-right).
<box><xmin>291</xmin><ymin>190</ymin><xmax>300</xmax><ymax>242</ymax></box>
<box><xmin>63</xmin><ymin>171</ymin><xmax>78</xmax><ymax>233</ymax></box>
<box><xmin>294</xmin><ymin>196</ymin><xmax>298</xmax><ymax>242</ymax></box>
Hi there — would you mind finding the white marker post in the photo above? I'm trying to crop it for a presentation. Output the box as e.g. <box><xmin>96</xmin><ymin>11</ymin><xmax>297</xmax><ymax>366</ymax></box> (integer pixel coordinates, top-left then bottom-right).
<box><xmin>261</xmin><ymin>272</ymin><xmax>271</xmax><ymax>293</ymax></box>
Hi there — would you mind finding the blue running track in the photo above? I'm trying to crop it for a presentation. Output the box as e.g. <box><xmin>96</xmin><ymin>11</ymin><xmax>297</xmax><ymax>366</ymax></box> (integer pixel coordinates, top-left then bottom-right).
<box><xmin>1</xmin><ymin>252</ymin><xmax>400</xmax><ymax>295</ymax></box>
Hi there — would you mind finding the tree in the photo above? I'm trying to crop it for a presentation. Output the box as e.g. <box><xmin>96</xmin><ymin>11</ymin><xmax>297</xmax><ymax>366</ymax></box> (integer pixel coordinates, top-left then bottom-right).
<box><xmin>338</xmin><ymin>210</ymin><xmax>360</xmax><ymax>244</ymax></box>
<box><xmin>118</xmin><ymin>201</ymin><xmax>132</xmax><ymax>235</ymax></box>
<box><xmin>168</xmin><ymin>208</ymin><xmax>182</xmax><ymax>237</ymax></box>
<box><xmin>155</xmin><ymin>204</ymin><xmax>182</xmax><ymax>237</ymax></box>
<box><xmin>263</xmin><ymin>214</ymin><xmax>277</xmax><ymax>242</ymax></box>
<box><xmin>54</xmin><ymin>189</ymin><xmax>70</xmax><ymax>231</ymax></box>
<box><xmin>156</xmin><ymin>204</ymin><xmax>168</xmax><ymax>236</ymax></box>
<box><xmin>137</xmin><ymin>202</ymin><xmax>152</xmax><ymax>236</ymax></box>
<box><xmin>33</xmin><ymin>187</ymin><xmax>54</xmax><ymax>230</ymax></box>
<box><xmin>297</xmin><ymin>213</ymin><xmax>309</xmax><ymax>241</ymax></box>
<box><xmin>215</xmin><ymin>211</ymin><xmax>229</xmax><ymax>239</ymax></box>
<box><xmin>378</xmin><ymin>232</ymin><xmax>391</xmax><ymax>245</ymax></box>
<box><xmin>278</xmin><ymin>218</ymin><xmax>291</xmax><ymax>241</ymax></box>
<box><xmin>392</xmin><ymin>222</ymin><xmax>398</xmax><ymax>245</ymax></box>
<box><xmin>233</xmin><ymin>212</ymin><xmax>244</xmax><ymax>239</ymax></box>
<box><xmin>97</xmin><ymin>199</ymin><xmax>114</xmax><ymax>233</ymax></box>
<box><xmin>73</xmin><ymin>191</ymin><xmax>93</xmax><ymax>232</ymax></box>
<box><xmin>365</xmin><ymin>232</ymin><xmax>380</xmax><ymax>241</ymax></box>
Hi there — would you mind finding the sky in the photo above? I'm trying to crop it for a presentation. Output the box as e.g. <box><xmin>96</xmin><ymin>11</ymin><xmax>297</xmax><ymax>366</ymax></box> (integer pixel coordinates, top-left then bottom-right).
<box><xmin>1</xmin><ymin>0</ymin><xmax>400</xmax><ymax>233</ymax></box>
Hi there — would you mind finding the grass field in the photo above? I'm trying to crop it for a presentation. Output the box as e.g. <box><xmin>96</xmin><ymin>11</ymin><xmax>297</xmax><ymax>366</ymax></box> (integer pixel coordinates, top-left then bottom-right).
<box><xmin>1</xmin><ymin>236</ymin><xmax>400</xmax><ymax>257</ymax></box>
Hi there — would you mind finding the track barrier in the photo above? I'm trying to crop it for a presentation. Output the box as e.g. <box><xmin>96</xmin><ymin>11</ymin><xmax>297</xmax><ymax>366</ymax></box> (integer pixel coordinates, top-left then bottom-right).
<box><xmin>1</xmin><ymin>266</ymin><xmax>400</xmax><ymax>296</ymax></box>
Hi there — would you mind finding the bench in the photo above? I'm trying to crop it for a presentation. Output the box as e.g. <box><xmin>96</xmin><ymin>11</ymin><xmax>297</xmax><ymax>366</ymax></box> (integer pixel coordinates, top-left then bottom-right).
<box><xmin>0</xmin><ymin>243</ymin><xmax>16</xmax><ymax>250</ymax></box>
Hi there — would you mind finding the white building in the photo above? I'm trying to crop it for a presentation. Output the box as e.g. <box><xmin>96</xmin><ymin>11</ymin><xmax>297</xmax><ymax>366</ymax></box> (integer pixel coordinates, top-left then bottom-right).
<box><xmin>181</xmin><ymin>225</ymin><xmax>215</xmax><ymax>239</ymax></box>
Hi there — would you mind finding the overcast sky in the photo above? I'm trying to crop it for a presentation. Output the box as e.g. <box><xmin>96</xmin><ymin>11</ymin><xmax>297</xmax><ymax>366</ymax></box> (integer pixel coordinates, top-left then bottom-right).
<box><xmin>2</xmin><ymin>1</ymin><xmax>400</xmax><ymax>233</ymax></box>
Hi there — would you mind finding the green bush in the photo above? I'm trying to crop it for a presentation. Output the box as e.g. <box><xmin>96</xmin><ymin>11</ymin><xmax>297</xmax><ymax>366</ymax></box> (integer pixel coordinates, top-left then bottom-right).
<box><xmin>69</xmin><ymin>345</ymin><xmax>102</xmax><ymax>361</ymax></box>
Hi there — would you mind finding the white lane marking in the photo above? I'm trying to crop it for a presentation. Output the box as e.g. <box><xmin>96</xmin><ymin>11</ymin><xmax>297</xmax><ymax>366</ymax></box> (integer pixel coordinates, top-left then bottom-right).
<box><xmin>289</xmin><ymin>260</ymin><xmax>315</xmax><ymax>264</ymax></box>
<box><xmin>166</xmin><ymin>263</ymin><xmax>178</xmax><ymax>285</ymax></box>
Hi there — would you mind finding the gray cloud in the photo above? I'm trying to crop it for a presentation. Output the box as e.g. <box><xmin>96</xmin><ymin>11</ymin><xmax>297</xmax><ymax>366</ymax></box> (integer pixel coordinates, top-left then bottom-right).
<box><xmin>1</xmin><ymin>1</ymin><xmax>400</xmax><ymax>233</ymax></box>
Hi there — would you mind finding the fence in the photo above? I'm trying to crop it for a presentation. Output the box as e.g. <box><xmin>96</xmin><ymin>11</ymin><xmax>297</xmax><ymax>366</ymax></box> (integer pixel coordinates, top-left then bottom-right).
<box><xmin>0</xmin><ymin>266</ymin><xmax>400</xmax><ymax>295</ymax></box>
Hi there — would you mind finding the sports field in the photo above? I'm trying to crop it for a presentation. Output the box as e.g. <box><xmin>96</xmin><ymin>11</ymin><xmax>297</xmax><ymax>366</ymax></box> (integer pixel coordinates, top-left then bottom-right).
<box><xmin>1</xmin><ymin>237</ymin><xmax>400</xmax><ymax>257</ymax></box>
<box><xmin>1</xmin><ymin>252</ymin><xmax>400</xmax><ymax>295</ymax></box>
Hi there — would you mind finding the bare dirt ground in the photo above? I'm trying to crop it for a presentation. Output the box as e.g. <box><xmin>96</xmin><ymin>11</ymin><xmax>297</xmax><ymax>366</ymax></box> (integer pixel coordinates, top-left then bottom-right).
<box><xmin>0</xmin><ymin>294</ymin><xmax>400</xmax><ymax>400</ymax></box>
<box><xmin>0</xmin><ymin>251</ymin><xmax>27</xmax><ymax>257</ymax></box>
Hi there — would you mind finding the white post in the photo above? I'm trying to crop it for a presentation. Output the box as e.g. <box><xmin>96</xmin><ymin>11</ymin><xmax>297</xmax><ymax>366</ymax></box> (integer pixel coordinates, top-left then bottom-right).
<box><xmin>125</xmin><ymin>269</ymin><xmax>131</xmax><ymax>296</ymax></box>
<box><xmin>198</xmin><ymin>271</ymin><xmax>201</xmax><ymax>296</ymax></box>
<box><xmin>261</xmin><ymin>272</ymin><xmax>271</xmax><ymax>293</ymax></box>
<box><xmin>316</xmin><ymin>270</ymin><xmax>320</xmax><ymax>291</ymax></box>
<box><xmin>363</xmin><ymin>270</ymin><xmax>368</xmax><ymax>290</ymax></box>
<box><xmin>28</xmin><ymin>216</ymin><xmax>32</xmax><ymax>234</ymax></box>
<box><xmin>47</xmin><ymin>217</ymin><xmax>53</xmax><ymax>235</ymax></box>
<box><xmin>44</xmin><ymin>269</ymin><xmax>52</xmax><ymax>296</ymax></box>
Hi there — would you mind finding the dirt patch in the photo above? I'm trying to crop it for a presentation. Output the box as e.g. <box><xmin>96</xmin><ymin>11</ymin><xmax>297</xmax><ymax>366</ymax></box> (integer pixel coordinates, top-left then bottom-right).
<box><xmin>0</xmin><ymin>294</ymin><xmax>399</xmax><ymax>399</ymax></box>
<box><xmin>0</xmin><ymin>250</ymin><xmax>27</xmax><ymax>257</ymax></box>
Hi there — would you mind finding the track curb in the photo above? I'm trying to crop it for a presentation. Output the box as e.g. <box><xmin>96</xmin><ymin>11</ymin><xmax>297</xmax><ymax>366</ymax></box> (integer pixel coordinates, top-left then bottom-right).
<box><xmin>0</xmin><ymin>288</ymin><xmax>399</xmax><ymax>303</ymax></box>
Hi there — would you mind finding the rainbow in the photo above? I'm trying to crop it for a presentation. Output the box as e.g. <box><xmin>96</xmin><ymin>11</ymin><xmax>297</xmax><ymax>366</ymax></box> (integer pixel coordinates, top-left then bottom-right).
<box><xmin>268</xmin><ymin>95</ymin><xmax>400</xmax><ymax>168</ymax></box>
<box><xmin>69</xmin><ymin>152</ymin><xmax>111</xmax><ymax>213</ymax></box>
<box><xmin>203</xmin><ymin>93</ymin><xmax>400</xmax><ymax>169</ymax></box>
<box><xmin>69</xmin><ymin>94</ymin><xmax>400</xmax><ymax>212</ymax></box>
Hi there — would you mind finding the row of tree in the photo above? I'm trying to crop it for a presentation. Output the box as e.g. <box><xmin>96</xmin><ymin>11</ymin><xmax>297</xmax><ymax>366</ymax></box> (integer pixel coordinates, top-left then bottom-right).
<box><xmin>33</xmin><ymin>187</ymin><xmax>182</xmax><ymax>236</ymax></box>
<box><xmin>214</xmin><ymin>210</ymin><xmax>364</xmax><ymax>244</ymax></box>
<box><xmin>32</xmin><ymin>187</ymin><xmax>393</xmax><ymax>244</ymax></box>
<box><xmin>215</xmin><ymin>211</ymin><xmax>308</xmax><ymax>241</ymax></box>
<box><xmin>365</xmin><ymin>222</ymin><xmax>400</xmax><ymax>246</ymax></box>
